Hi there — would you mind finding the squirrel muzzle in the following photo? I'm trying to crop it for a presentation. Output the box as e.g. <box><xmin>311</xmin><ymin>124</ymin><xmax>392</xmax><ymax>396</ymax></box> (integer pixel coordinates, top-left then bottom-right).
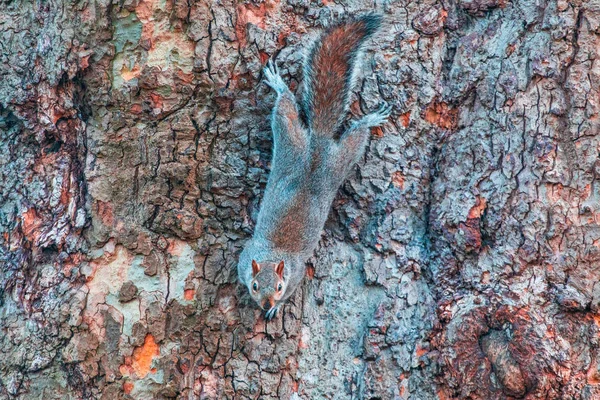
<box><xmin>261</xmin><ymin>297</ymin><xmax>276</xmax><ymax>310</ymax></box>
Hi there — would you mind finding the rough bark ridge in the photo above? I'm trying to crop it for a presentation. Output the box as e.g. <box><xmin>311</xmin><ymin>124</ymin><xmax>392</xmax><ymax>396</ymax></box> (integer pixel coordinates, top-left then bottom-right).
<box><xmin>1</xmin><ymin>0</ymin><xmax>599</xmax><ymax>399</ymax></box>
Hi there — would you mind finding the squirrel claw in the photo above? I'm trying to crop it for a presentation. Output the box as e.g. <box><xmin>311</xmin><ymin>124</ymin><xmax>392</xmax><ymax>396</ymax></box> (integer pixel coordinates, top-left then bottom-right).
<box><xmin>263</xmin><ymin>60</ymin><xmax>286</xmax><ymax>94</ymax></box>
<box><xmin>264</xmin><ymin>305</ymin><xmax>280</xmax><ymax>321</ymax></box>
<box><xmin>378</xmin><ymin>103</ymin><xmax>393</xmax><ymax>116</ymax></box>
<box><xmin>360</xmin><ymin>103</ymin><xmax>393</xmax><ymax>128</ymax></box>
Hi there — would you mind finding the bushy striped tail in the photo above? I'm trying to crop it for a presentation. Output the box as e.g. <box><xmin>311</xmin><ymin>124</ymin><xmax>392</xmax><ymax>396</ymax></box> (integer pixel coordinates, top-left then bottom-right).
<box><xmin>302</xmin><ymin>14</ymin><xmax>382</xmax><ymax>137</ymax></box>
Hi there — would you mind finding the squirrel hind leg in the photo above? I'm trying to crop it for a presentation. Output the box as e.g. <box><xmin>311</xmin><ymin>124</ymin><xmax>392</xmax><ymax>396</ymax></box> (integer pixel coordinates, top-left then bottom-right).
<box><xmin>264</xmin><ymin>59</ymin><xmax>310</xmax><ymax>153</ymax></box>
<box><xmin>334</xmin><ymin>125</ymin><xmax>370</xmax><ymax>175</ymax></box>
<box><xmin>333</xmin><ymin>104</ymin><xmax>393</xmax><ymax>174</ymax></box>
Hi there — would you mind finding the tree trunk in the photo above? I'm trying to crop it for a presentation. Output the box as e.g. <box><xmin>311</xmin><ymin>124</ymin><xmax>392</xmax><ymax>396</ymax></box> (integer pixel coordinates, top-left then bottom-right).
<box><xmin>1</xmin><ymin>0</ymin><xmax>599</xmax><ymax>398</ymax></box>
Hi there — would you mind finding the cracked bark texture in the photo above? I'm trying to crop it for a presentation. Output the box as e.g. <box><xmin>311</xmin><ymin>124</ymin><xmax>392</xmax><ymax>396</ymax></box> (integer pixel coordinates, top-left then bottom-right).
<box><xmin>1</xmin><ymin>0</ymin><xmax>600</xmax><ymax>398</ymax></box>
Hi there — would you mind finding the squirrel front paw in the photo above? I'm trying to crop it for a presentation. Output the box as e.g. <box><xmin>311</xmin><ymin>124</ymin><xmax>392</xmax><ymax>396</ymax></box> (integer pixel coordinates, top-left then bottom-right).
<box><xmin>359</xmin><ymin>103</ymin><xmax>393</xmax><ymax>128</ymax></box>
<box><xmin>264</xmin><ymin>304</ymin><xmax>280</xmax><ymax>321</ymax></box>
<box><xmin>263</xmin><ymin>60</ymin><xmax>287</xmax><ymax>94</ymax></box>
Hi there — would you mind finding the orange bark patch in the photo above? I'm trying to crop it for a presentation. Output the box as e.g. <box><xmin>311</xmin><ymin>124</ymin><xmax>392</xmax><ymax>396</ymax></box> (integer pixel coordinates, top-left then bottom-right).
<box><xmin>140</xmin><ymin>23</ymin><xmax>154</xmax><ymax>50</ymax></box>
<box><xmin>371</xmin><ymin>126</ymin><xmax>384</xmax><ymax>138</ymax></box>
<box><xmin>468</xmin><ymin>196</ymin><xmax>487</xmax><ymax>219</ymax></box>
<box><xmin>236</xmin><ymin>2</ymin><xmax>268</xmax><ymax>47</ymax></box>
<box><xmin>306</xmin><ymin>265</ymin><xmax>315</xmax><ymax>279</ymax></box>
<box><xmin>167</xmin><ymin>239</ymin><xmax>187</xmax><ymax>256</ymax></box>
<box><xmin>546</xmin><ymin>183</ymin><xmax>564</xmax><ymax>203</ymax></box>
<box><xmin>51</xmin><ymin>109</ymin><xmax>66</xmax><ymax>125</ymax></box>
<box><xmin>259</xmin><ymin>51</ymin><xmax>270</xmax><ymax>65</ymax></box>
<box><xmin>588</xmin><ymin>359</ymin><xmax>600</xmax><ymax>385</ymax></box>
<box><xmin>179</xmin><ymin>359</ymin><xmax>190</xmax><ymax>374</ymax></box>
<box><xmin>184</xmin><ymin>289</ymin><xmax>195</xmax><ymax>300</ymax></box>
<box><xmin>80</xmin><ymin>54</ymin><xmax>91</xmax><ymax>70</ymax></box>
<box><xmin>119</xmin><ymin>356</ymin><xmax>132</xmax><ymax>376</ymax></box>
<box><xmin>121</xmin><ymin>64</ymin><xmax>141</xmax><ymax>81</ymax></box>
<box><xmin>61</xmin><ymin>253</ymin><xmax>83</xmax><ymax>277</ymax></box>
<box><xmin>149</xmin><ymin>92</ymin><xmax>164</xmax><ymax>110</ymax></box>
<box><xmin>506</xmin><ymin>43</ymin><xmax>516</xmax><ymax>56</ymax></box>
<box><xmin>398</xmin><ymin>111</ymin><xmax>411</xmax><ymax>128</ymax></box>
<box><xmin>392</xmin><ymin>171</ymin><xmax>405</xmax><ymax>189</ymax></box>
<box><xmin>424</xmin><ymin>100</ymin><xmax>458</xmax><ymax>130</ymax></box>
<box><xmin>123</xmin><ymin>381</ymin><xmax>134</xmax><ymax>394</ymax></box>
<box><xmin>131</xmin><ymin>104</ymin><xmax>142</xmax><ymax>114</ymax></box>
<box><xmin>437</xmin><ymin>389</ymin><xmax>451</xmax><ymax>400</ymax></box>
<box><xmin>440</xmin><ymin>8</ymin><xmax>449</xmax><ymax>21</ymax></box>
<box><xmin>298</xmin><ymin>337</ymin><xmax>309</xmax><ymax>349</ymax></box>
<box><xmin>350</xmin><ymin>100</ymin><xmax>364</xmax><ymax>116</ymax></box>
<box><xmin>59</xmin><ymin>177</ymin><xmax>71</xmax><ymax>206</ymax></box>
<box><xmin>176</xmin><ymin>68</ymin><xmax>194</xmax><ymax>85</ymax></box>
<box><xmin>583</xmin><ymin>183</ymin><xmax>592</xmax><ymax>200</ymax></box>
<box><xmin>122</xmin><ymin>334</ymin><xmax>160</xmax><ymax>378</ymax></box>
<box><xmin>481</xmin><ymin>271</ymin><xmax>490</xmax><ymax>284</ymax></box>
<box><xmin>135</xmin><ymin>0</ymin><xmax>156</xmax><ymax>22</ymax></box>
<box><xmin>96</xmin><ymin>200</ymin><xmax>114</xmax><ymax>226</ymax></box>
<box><xmin>415</xmin><ymin>344</ymin><xmax>428</xmax><ymax>357</ymax></box>
<box><xmin>21</xmin><ymin>208</ymin><xmax>42</xmax><ymax>243</ymax></box>
<box><xmin>241</xmin><ymin>3</ymin><xmax>267</xmax><ymax>28</ymax></box>
<box><xmin>277</xmin><ymin>31</ymin><xmax>288</xmax><ymax>46</ymax></box>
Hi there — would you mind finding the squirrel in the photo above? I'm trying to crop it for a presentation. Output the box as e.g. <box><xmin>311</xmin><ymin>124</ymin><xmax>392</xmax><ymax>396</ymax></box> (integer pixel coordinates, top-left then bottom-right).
<box><xmin>238</xmin><ymin>14</ymin><xmax>392</xmax><ymax>320</ymax></box>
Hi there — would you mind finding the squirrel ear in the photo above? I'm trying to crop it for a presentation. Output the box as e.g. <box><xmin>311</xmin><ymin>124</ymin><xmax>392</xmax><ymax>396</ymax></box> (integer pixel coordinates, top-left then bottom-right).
<box><xmin>275</xmin><ymin>260</ymin><xmax>285</xmax><ymax>278</ymax></box>
<box><xmin>252</xmin><ymin>260</ymin><xmax>260</xmax><ymax>276</ymax></box>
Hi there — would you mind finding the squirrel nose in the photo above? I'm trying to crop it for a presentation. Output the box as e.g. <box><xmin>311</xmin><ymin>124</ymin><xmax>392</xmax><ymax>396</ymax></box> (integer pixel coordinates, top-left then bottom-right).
<box><xmin>261</xmin><ymin>298</ymin><xmax>275</xmax><ymax>310</ymax></box>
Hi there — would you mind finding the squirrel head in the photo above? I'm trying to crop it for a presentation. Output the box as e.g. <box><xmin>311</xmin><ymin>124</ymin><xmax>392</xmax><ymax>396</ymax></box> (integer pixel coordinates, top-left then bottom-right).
<box><xmin>249</xmin><ymin>260</ymin><xmax>286</xmax><ymax>310</ymax></box>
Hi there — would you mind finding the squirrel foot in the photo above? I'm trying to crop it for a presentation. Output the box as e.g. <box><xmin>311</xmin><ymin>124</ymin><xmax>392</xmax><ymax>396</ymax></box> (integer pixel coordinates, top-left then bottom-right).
<box><xmin>263</xmin><ymin>60</ymin><xmax>287</xmax><ymax>94</ymax></box>
<box><xmin>359</xmin><ymin>103</ymin><xmax>393</xmax><ymax>128</ymax></box>
<box><xmin>265</xmin><ymin>304</ymin><xmax>280</xmax><ymax>321</ymax></box>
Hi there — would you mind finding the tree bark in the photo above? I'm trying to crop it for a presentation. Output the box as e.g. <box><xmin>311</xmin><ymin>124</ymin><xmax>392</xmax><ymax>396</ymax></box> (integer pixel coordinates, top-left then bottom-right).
<box><xmin>1</xmin><ymin>0</ymin><xmax>599</xmax><ymax>399</ymax></box>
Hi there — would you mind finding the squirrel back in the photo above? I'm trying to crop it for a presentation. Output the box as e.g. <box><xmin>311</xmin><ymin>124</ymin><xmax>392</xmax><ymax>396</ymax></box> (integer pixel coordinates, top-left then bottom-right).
<box><xmin>302</xmin><ymin>14</ymin><xmax>382</xmax><ymax>137</ymax></box>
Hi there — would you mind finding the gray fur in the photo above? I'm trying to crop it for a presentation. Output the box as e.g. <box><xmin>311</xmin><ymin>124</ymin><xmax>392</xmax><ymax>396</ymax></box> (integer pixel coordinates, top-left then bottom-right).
<box><xmin>238</xmin><ymin>20</ymin><xmax>391</xmax><ymax>319</ymax></box>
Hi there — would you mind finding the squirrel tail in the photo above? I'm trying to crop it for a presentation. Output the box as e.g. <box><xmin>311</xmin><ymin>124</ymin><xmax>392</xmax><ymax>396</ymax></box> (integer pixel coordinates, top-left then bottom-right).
<box><xmin>302</xmin><ymin>14</ymin><xmax>382</xmax><ymax>137</ymax></box>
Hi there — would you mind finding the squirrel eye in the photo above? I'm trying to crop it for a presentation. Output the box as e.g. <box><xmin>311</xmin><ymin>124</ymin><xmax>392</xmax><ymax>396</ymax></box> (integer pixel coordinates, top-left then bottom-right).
<box><xmin>277</xmin><ymin>283</ymin><xmax>282</xmax><ymax>292</ymax></box>
<box><xmin>252</xmin><ymin>282</ymin><xmax>258</xmax><ymax>291</ymax></box>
